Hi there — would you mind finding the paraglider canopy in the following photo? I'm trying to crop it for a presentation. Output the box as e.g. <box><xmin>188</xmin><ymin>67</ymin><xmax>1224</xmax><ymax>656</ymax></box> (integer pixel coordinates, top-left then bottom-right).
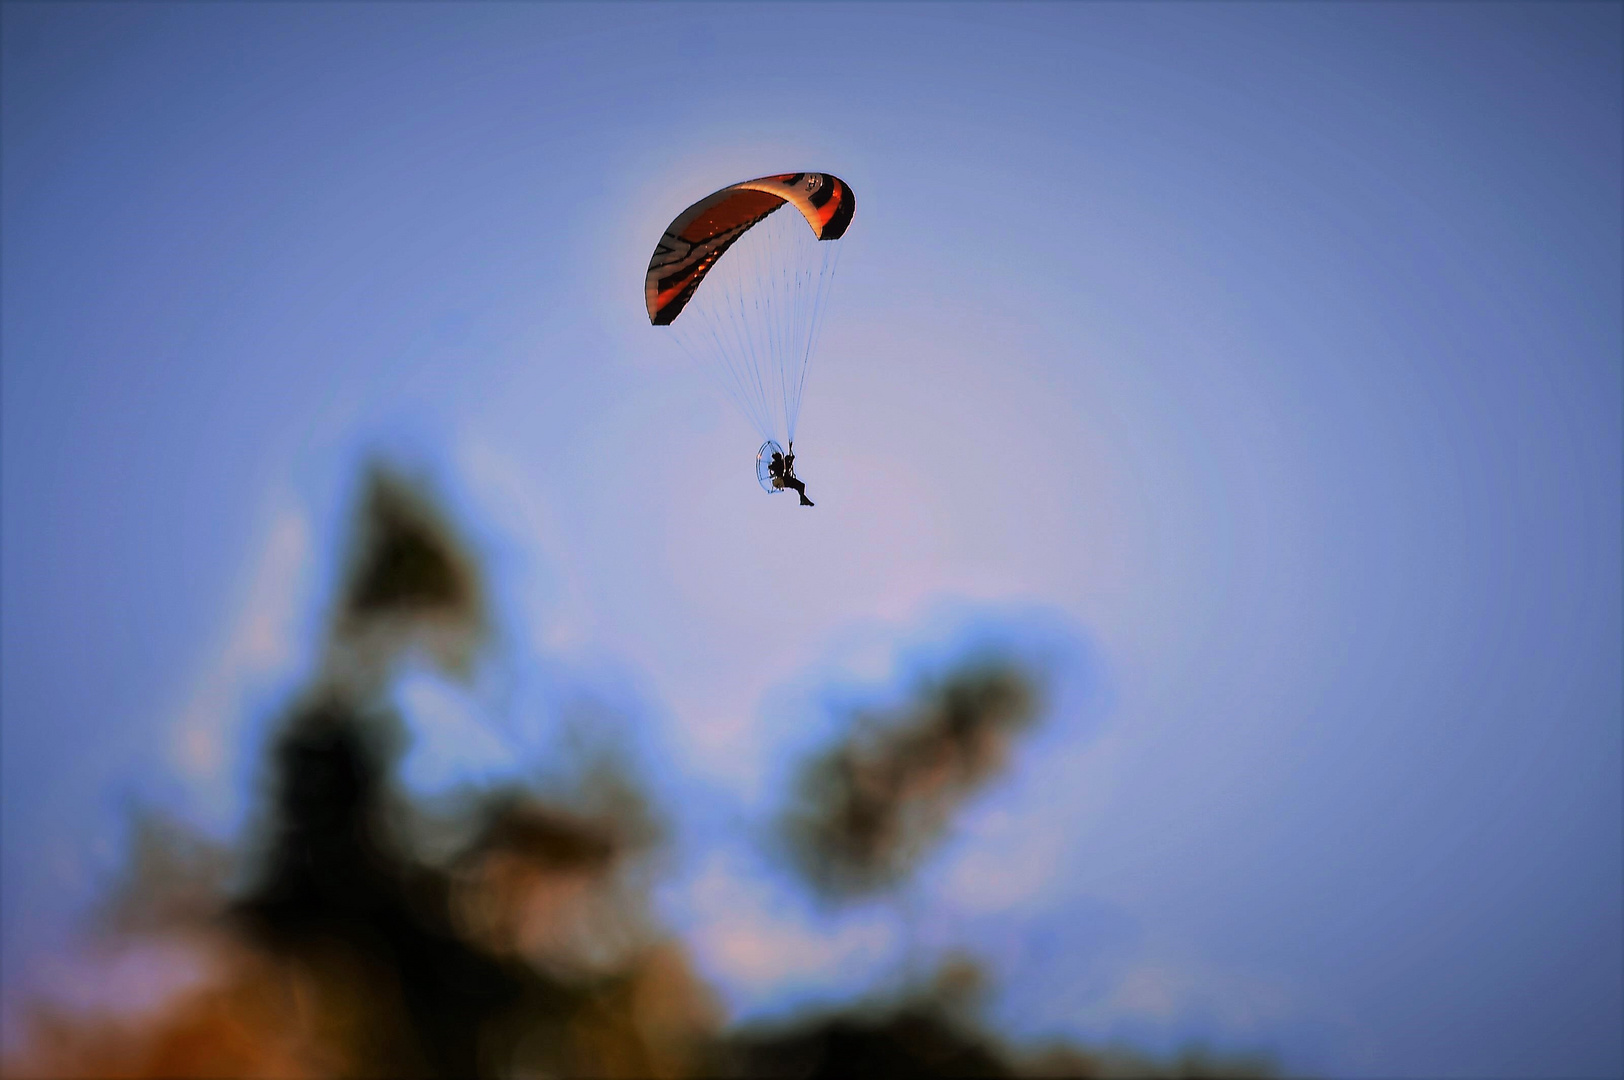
<box><xmin>647</xmin><ymin>171</ymin><xmax>852</xmax><ymax>499</ymax></box>
<box><xmin>646</xmin><ymin>173</ymin><xmax>855</xmax><ymax>326</ymax></box>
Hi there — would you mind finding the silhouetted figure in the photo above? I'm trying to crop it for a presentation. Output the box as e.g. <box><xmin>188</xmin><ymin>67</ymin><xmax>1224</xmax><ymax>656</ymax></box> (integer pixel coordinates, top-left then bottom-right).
<box><xmin>769</xmin><ymin>450</ymin><xmax>814</xmax><ymax>507</ymax></box>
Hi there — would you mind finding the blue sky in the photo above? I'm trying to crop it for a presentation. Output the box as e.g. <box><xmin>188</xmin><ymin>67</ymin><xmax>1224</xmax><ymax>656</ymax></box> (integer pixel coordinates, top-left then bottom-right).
<box><xmin>2</xmin><ymin>4</ymin><xmax>1620</xmax><ymax>1076</ymax></box>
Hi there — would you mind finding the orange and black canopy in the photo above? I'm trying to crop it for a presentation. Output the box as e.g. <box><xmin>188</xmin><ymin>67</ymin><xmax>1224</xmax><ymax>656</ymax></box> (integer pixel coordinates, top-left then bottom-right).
<box><xmin>645</xmin><ymin>173</ymin><xmax>855</xmax><ymax>326</ymax></box>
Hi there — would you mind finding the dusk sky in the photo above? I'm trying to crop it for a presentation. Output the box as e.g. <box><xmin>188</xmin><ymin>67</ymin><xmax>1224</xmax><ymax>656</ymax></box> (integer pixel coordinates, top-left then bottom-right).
<box><xmin>3</xmin><ymin>4</ymin><xmax>1620</xmax><ymax>1077</ymax></box>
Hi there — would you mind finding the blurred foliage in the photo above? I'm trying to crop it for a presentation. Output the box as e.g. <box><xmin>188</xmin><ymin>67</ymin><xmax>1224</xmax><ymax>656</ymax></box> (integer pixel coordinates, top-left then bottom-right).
<box><xmin>781</xmin><ymin>664</ymin><xmax>1040</xmax><ymax>899</ymax></box>
<box><xmin>3</xmin><ymin>465</ymin><xmax>1276</xmax><ymax>1079</ymax></box>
